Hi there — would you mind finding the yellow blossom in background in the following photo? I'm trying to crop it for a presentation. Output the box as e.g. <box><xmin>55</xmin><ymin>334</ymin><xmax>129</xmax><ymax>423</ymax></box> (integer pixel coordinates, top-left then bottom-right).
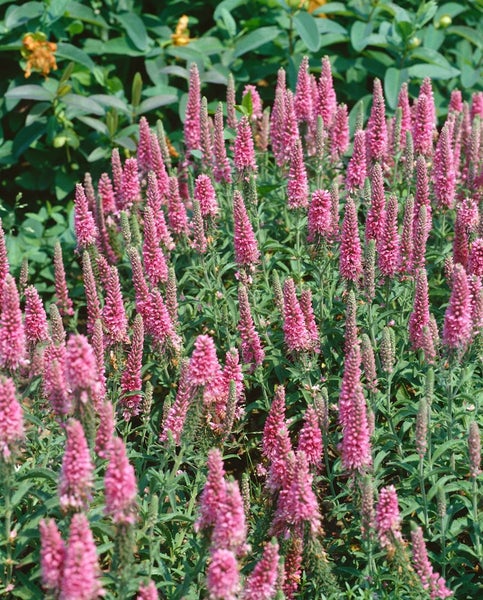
<box><xmin>21</xmin><ymin>32</ymin><xmax>57</xmax><ymax>78</ymax></box>
<box><xmin>166</xmin><ymin>136</ymin><xmax>179</xmax><ymax>159</ymax></box>
<box><xmin>171</xmin><ymin>15</ymin><xmax>195</xmax><ymax>46</ymax></box>
<box><xmin>308</xmin><ymin>0</ymin><xmax>328</xmax><ymax>17</ymax></box>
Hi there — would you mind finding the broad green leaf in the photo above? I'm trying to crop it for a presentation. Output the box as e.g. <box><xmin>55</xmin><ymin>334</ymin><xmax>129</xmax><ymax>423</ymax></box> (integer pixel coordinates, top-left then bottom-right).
<box><xmin>89</xmin><ymin>94</ymin><xmax>131</xmax><ymax>115</ymax></box>
<box><xmin>312</xmin><ymin>2</ymin><xmax>351</xmax><ymax>16</ymax></box>
<box><xmin>410</xmin><ymin>46</ymin><xmax>455</xmax><ymax>69</ymax></box>
<box><xmin>447</xmin><ymin>25</ymin><xmax>483</xmax><ymax>49</ymax></box>
<box><xmin>5</xmin><ymin>85</ymin><xmax>54</xmax><ymax>102</ymax></box>
<box><xmin>62</xmin><ymin>93</ymin><xmax>105</xmax><ymax>116</ymax></box>
<box><xmin>64</xmin><ymin>0</ymin><xmax>109</xmax><ymax>27</ymax></box>
<box><xmin>316</xmin><ymin>19</ymin><xmax>347</xmax><ymax>35</ymax></box>
<box><xmin>434</xmin><ymin>2</ymin><xmax>468</xmax><ymax>20</ymax></box>
<box><xmin>233</xmin><ymin>26</ymin><xmax>280</xmax><ymax>58</ymax></box>
<box><xmin>461</xmin><ymin>64</ymin><xmax>481</xmax><ymax>88</ymax></box>
<box><xmin>319</xmin><ymin>33</ymin><xmax>348</xmax><ymax>48</ymax></box>
<box><xmin>5</xmin><ymin>1</ymin><xmax>43</xmax><ymax>29</ymax></box>
<box><xmin>213</xmin><ymin>0</ymin><xmax>244</xmax><ymax>21</ymax></box>
<box><xmin>87</xmin><ymin>147</ymin><xmax>109</xmax><ymax>162</ymax></box>
<box><xmin>384</xmin><ymin>67</ymin><xmax>408</xmax><ymax>110</ymax></box>
<box><xmin>56</xmin><ymin>42</ymin><xmax>95</xmax><ymax>70</ymax></box>
<box><xmin>293</xmin><ymin>11</ymin><xmax>320</xmax><ymax>52</ymax></box>
<box><xmin>44</xmin><ymin>0</ymin><xmax>68</xmax><ymax>23</ymax></box>
<box><xmin>408</xmin><ymin>63</ymin><xmax>460</xmax><ymax>79</ymax></box>
<box><xmin>217</xmin><ymin>7</ymin><xmax>237</xmax><ymax>37</ymax></box>
<box><xmin>138</xmin><ymin>94</ymin><xmax>177</xmax><ymax>114</ymax></box>
<box><xmin>98</xmin><ymin>37</ymin><xmax>145</xmax><ymax>56</ymax></box>
<box><xmin>116</xmin><ymin>12</ymin><xmax>150</xmax><ymax>52</ymax></box>
<box><xmin>423</xmin><ymin>24</ymin><xmax>445</xmax><ymax>50</ymax></box>
<box><xmin>76</xmin><ymin>115</ymin><xmax>109</xmax><ymax>135</ymax></box>
<box><xmin>351</xmin><ymin>21</ymin><xmax>372</xmax><ymax>52</ymax></box>
<box><xmin>415</xmin><ymin>0</ymin><xmax>438</xmax><ymax>28</ymax></box>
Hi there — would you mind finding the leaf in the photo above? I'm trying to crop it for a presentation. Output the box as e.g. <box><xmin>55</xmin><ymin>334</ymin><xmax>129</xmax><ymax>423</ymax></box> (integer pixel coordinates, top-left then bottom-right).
<box><xmin>12</xmin><ymin>120</ymin><xmax>47</xmax><ymax>157</ymax></box>
<box><xmin>4</xmin><ymin>1</ymin><xmax>43</xmax><ymax>29</ymax></box>
<box><xmin>384</xmin><ymin>67</ymin><xmax>409</xmax><ymax>110</ymax></box>
<box><xmin>64</xmin><ymin>0</ymin><xmax>109</xmax><ymax>27</ymax></box>
<box><xmin>351</xmin><ymin>21</ymin><xmax>373</xmax><ymax>52</ymax></box>
<box><xmin>89</xmin><ymin>94</ymin><xmax>131</xmax><ymax>115</ymax></box>
<box><xmin>407</xmin><ymin>63</ymin><xmax>460</xmax><ymax>79</ymax></box>
<box><xmin>434</xmin><ymin>2</ymin><xmax>468</xmax><ymax>20</ymax></box>
<box><xmin>447</xmin><ymin>25</ymin><xmax>483</xmax><ymax>49</ymax></box>
<box><xmin>415</xmin><ymin>0</ymin><xmax>438</xmax><ymax>28</ymax></box>
<box><xmin>62</xmin><ymin>93</ymin><xmax>105</xmax><ymax>116</ymax></box>
<box><xmin>217</xmin><ymin>7</ymin><xmax>237</xmax><ymax>37</ymax></box>
<box><xmin>5</xmin><ymin>85</ymin><xmax>54</xmax><ymax>102</ymax></box>
<box><xmin>138</xmin><ymin>94</ymin><xmax>178</xmax><ymax>114</ymax></box>
<box><xmin>316</xmin><ymin>19</ymin><xmax>347</xmax><ymax>35</ymax></box>
<box><xmin>56</xmin><ymin>42</ymin><xmax>95</xmax><ymax>70</ymax></box>
<box><xmin>293</xmin><ymin>11</ymin><xmax>320</xmax><ymax>52</ymax></box>
<box><xmin>213</xmin><ymin>0</ymin><xmax>244</xmax><ymax>21</ymax></box>
<box><xmin>76</xmin><ymin>115</ymin><xmax>109</xmax><ymax>135</ymax></box>
<box><xmin>116</xmin><ymin>12</ymin><xmax>150</xmax><ymax>52</ymax></box>
<box><xmin>233</xmin><ymin>26</ymin><xmax>280</xmax><ymax>58</ymax></box>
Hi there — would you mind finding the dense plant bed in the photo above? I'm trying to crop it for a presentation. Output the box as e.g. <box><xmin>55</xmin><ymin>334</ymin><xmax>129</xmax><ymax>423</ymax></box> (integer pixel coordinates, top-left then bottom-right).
<box><xmin>0</xmin><ymin>60</ymin><xmax>482</xmax><ymax>599</ymax></box>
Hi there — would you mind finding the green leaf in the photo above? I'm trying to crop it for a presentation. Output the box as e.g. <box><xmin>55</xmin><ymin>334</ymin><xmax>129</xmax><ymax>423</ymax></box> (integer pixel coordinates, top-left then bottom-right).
<box><xmin>4</xmin><ymin>1</ymin><xmax>43</xmax><ymax>29</ymax></box>
<box><xmin>447</xmin><ymin>25</ymin><xmax>483</xmax><ymax>50</ymax></box>
<box><xmin>213</xmin><ymin>0</ymin><xmax>244</xmax><ymax>20</ymax></box>
<box><xmin>64</xmin><ymin>0</ymin><xmax>109</xmax><ymax>27</ymax></box>
<box><xmin>62</xmin><ymin>93</ymin><xmax>105</xmax><ymax>116</ymax></box>
<box><xmin>434</xmin><ymin>2</ymin><xmax>468</xmax><ymax>20</ymax></box>
<box><xmin>407</xmin><ymin>63</ymin><xmax>460</xmax><ymax>79</ymax></box>
<box><xmin>415</xmin><ymin>0</ymin><xmax>438</xmax><ymax>28</ymax></box>
<box><xmin>116</xmin><ymin>12</ymin><xmax>150</xmax><ymax>52</ymax></box>
<box><xmin>461</xmin><ymin>64</ymin><xmax>481</xmax><ymax>88</ymax></box>
<box><xmin>233</xmin><ymin>26</ymin><xmax>280</xmax><ymax>58</ymax></box>
<box><xmin>217</xmin><ymin>7</ymin><xmax>237</xmax><ymax>37</ymax></box>
<box><xmin>89</xmin><ymin>94</ymin><xmax>131</xmax><ymax>115</ymax></box>
<box><xmin>5</xmin><ymin>85</ymin><xmax>54</xmax><ymax>102</ymax></box>
<box><xmin>384</xmin><ymin>67</ymin><xmax>408</xmax><ymax>110</ymax></box>
<box><xmin>410</xmin><ymin>46</ymin><xmax>455</xmax><ymax>69</ymax></box>
<box><xmin>351</xmin><ymin>21</ymin><xmax>373</xmax><ymax>52</ymax></box>
<box><xmin>56</xmin><ymin>42</ymin><xmax>95</xmax><ymax>70</ymax></box>
<box><xmin>315</xmin><ymin>19</ymin><xmax>347</xmax><ymax>35</ymax></box>
<box><xmin>293</xmin><ymin>11</ymin><xmax>320</xmax><ymax>52</ymax></box>
<box><xmin>13</xmin><ymin>120</ymin><xmax>47</xmax><ymax>157</ymax></box>
<box><xmin>138</xmin><ymin>94</ymin><xmax>178</xmax><ymax>114</ymax></box>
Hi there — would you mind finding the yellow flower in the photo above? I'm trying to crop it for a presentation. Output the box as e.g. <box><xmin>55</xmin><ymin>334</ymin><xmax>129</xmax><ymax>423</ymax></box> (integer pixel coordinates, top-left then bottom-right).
<box><xmin>308</xmin><ymin>0</ymin><xmax>328</xmax><ymax>17</ymax></box>
<box><xmin>21</xmin><ymin>32</ymin><xmax>57</xmax><ymax>78</ymax></box>
<box><xmin>171</xmin><ymin>15</ymin><xmax>195</xmax><ymax>46</ymax></box>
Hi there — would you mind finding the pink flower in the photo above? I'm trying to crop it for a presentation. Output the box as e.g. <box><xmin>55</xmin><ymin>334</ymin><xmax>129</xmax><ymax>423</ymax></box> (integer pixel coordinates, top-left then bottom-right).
<box><xmin>396</xmin><ymin>83</ymin><xmax>412</xmax><ymax>149</ymax></box>
<box><xmin>287</xmin><ymin>138</ymin><xmax>309</xmax><ymax>209</ymax></box>
<box><xmin>242</xmin><ymin>541</ymin><xmax>279</xmax><ymax>600</ymax></box>
<box><xmin>120</xmin><ymin>314</ymin><xmax>144</xmax><ymax>420</ymax></box>
<box><xmin>189</xmin><ymin>335</ymin><xmax>221</xmax><ymax>387</ymax></box>
<box><xmin>409</xmin><ymin>268</ymin><xmax>431</xmax><ymax>350</ymax></box>
<box><xmin>0</xmin><ymin>275</ymin><xmax>26</xmax><ymax>370</ymax></box>
<box><xmin>58</xmin><ymin>419</ymin><xmax>93</xmax><ymax>511</ymax></box>
<box><xmin>0</xmin><ymin>376</ymin><xmax>24</xmax><ymax>459</ymax></box>
<box><xmin>98</xmin><ymin>172</ymin><xmax>116</xmax><ymax>214</ymax></box>
<box><xmin>442</xmin><ymin>263</ymin><xmax>472</xmax><ymax>349</ymax></box>
<box><xmin>339</xmin><ymin>379</ymin><xmax>372</xmax><ymax>472</ymax></box>
<box><xmin>449</xmin><ymin>89</ymin><xmax>463</xmax><ymax>113</ymax></box>
<box><xmin>54</xmin><ymin>242</ymin><xmax>74</xmax><ymax>317</ymax></box>
<box><xmin>137</xmin><ymin>581</ymin><xmax>159</xmax><ymax>600</ymax></box>
<box><xmin>168</xmin><ymin>176</ymin><xmax>189</xmax><ymax>236</ymax></box>
<box><xmin>82</xmin><ymin>251</ymin><xmax>101</xmax><ymax>337</ymax></box>
<box><xmin>184</xmin><ymin>63</ymin><xmax>201</xmax><ymax>153</ymax></box>
<box><xmin>262</xmin><ymin>386</ymin><xmax>288</xmax><ymax>461</ymax></box>
<box><xmin>413</xmin><ymin>92</ymin><xmax>434</xmax><ymax>157</ymax></box>
<box><xmin>238</xmin><ymin>284</ymin><xmax>265</xmax><ymax>371</ymax></box>
<box><xmin>468</xmin><ymin>238</ymin><xmax>483</xmax><ymax>276</ymax></box>
<box><xmin>146</xmin><ymin>289</ymin><xmax>182</xmax><ymax>354</ymax></box>
<box><xmin>330</xmin><ymin>103</ymin><xmax>349</xmax><ymax>160</ymax></box>
<box><xmin>213</xmin><ymin>103</ymin><xmax>232</xmax><ymax>183</ymax></box>
<box><xmin>160</xmin><ymin>360</ymin><xmax>192</xmax><ymax>445</ymax></box>
<box><xmin>307</xmin><ymin>189</ymin><xmax>332</xmax><ymax>243</ymax></box>
<box><xmin>283</xmin><ymin>278</ymin><xmax>311</xmax><ymax>353</ymax></box>
<box><xmin>433</xmin><ymin>123</ymin><xmax>456</xmax><ymax>209</ymax></box>
<box><xmin>280</xmin><ymin>90</ymin><xmax>300</xmax><ymax>167</ymax></box>
<box><xmin>150</xmin><ymin>133</ymin><xmax>170</xmax><ymax>201</ymax></box>
<box><xmin>468</xmin><ymin>421</ymin><xmax>481</xmax><ymax>478</ymax></box>
<box><xmin>226</xmin><ymin>73</ymin><xmax>237</xmax><ymax>129</ymax></box>
<box><xmin>233</xmin><ymin>191</ymin><xmax>260</xmax><ymax>268</ymax></box>
<box><xmin>377</xmin><ymin>195</ymin><xmax>400</xmax><ymax>278</ymax></box>
<box><xmin>344</xmin><ymin>289</ymin><xmax>357</xmax><ymax>356</ymax></box>
<box><xmin>206</xmin><ymin>549</ymin><xmax>240</xmax><ymax>600</ymax></box>
<box><xmin>317</xmin><ymin>56</ymin><xmax>337</xmax><ymax>127</ymax></box>
<box><xmin>0</xmin><ymin>218</ymin><xmax>9</xmax><ymax>286</ymax></box>
<box><xmin>102</xmin><ymin>266</ymin><xmax>128</xmax><ymax>346</ymax></box>
<box><xmin>191</xmin><ymin>200</ymin><xmax>207</xmax><ymax>254</ymax></box>
<box><xmin>411</xmin><ymin>527</ymin><xmax>453</xmax><ymax>599</ymax></box>
<box><xmin>195</xmin><ymin>174</ymin><xmax>218</xmax><ymax>219</ymax></box>
<box><xmin>242</xmin><ymin>84</ymin><xmax>263</xmax><ymax>121</ymax></box>
<box><xmin>196</xmin><ymin>448</ymin><xmax>227</xmax><ymax>531</ymax></box>
<box><xmin>39</xmin><ymin>518</ymin><xmax>65</xmax><ymax>593</ymax></box>
<box><xmin>95</xmin><ymin>400</ymin><xmax>115</xmax><ymax>459</ymax></box>
<box><xmin>346</xmin><ymin>130</ymin><xmax>367</xmax><ymax>191</ymax></box>
<box><xmin>400</xmin><ymin>196</ymin><xmax>414</xmax><ymax>274</ymax></box>
<box><xmin>143</xmin><ymin>206</ymin><xmax>168</xmax><ymax>286</ymax></box>
<box><xmin>42</xmin><ymin>343</ymin><xmax>69</xmax><ymax>416</ymax></box>
<box><xmin>300</xmin><ymin>288</ymin><xmax>319</xmax><ymax>352</ymax></box>
<box><xmin>234</xmin><ymin>116</ymin><xmax>257</xmax><ymax>175</ymax></box>
<box><xmin>128</xmin><ymin>247</ymin><xmax>150</xmax><ymax>320</ymax></box>
<box><xmin>211</xmin><ymin>480</ymin><xmax>247</xmax><ymax>554</ymax></box>
<box><xmin>375</xmin><ymin>485</ymin><xmax>402</xmax><ymax>549</ymax></box>
<box><xmin>74</xmin><ymin>183</ymin><xmax>98</xmax><ymax>250</ymax></box>
<box><xmin>270</xmin><ymin>69</ymin><xmax>287</xmax><ymax>166</ymax></box>
<box><xmin>294</xmin><ymin>56</ymin><xmax>313</xmax><ymax>123</ymax></box>
<box><xmin>412</xmin><ymin>205</ymin><xmax>429</xmax><ymax>272</ymax></box>
<box><xmin>340</xmin><ymin>197</ymin><xmax>362</xmax><ymax>282</ymax></box>
<box><xmin>146</xmin><ymin>172</ymin><xmax>173</xmax><ymax>249</ymax></box>
<box><xmin>297</xmin><ymin>406</ymin><xmax>323</xmax><ymax>466</ymax></box>
<box><xmin>65</xmin><ymin>334</ymin><xmax>99</xmax><ymax>405</ymax></box>
<box><xmin>60</xmin><ymin>513</ymin><xmax>101</xmax><ymax>600</ymax></box>
<box><xmin>366</xmin><ymin>78</ymin><xmax>387</xmax><ymax>163</ymax></box>
<box><xmin>365</xmin><ymin>162</ymin><xmax>385</xmax><ymax>242</ymax></box>
<box><xmin>24</xmin><ymin>285</ymin><xmax>49</xmax><ymax>345</ymax></box>
<box><xmin>137</xmin><ymin>116</ymin><xmax>152</xmax><ymax>174</ymax></box>
<box><xmin>104</xmin><ymin>436</ymin><xmax>138</xmax><ymax>525</ymax></box>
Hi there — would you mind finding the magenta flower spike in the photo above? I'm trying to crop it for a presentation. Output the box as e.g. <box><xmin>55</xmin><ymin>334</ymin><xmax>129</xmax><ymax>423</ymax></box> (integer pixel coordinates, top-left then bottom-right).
<box><xmin>221</xmin><ymin>348</ymin><xmax>244</xmax><ymax>415</ymax></box>
<box><xmin>468</xmin><ymin>238</ymin><xmax>483</xmax><ymax>276</ymax></box>
<box><xmin>104</xmin><ymin>436</ymin><xmax>137</xmax><ymax>525</ymax></box>
<box><xmin>137</xmin><ymin>581</ymin><xmax>159</xmax><ymax>600</ymax></box>
<box><xmin>396</xmin><ymin>83</ymin><xmax>412</xmax><ymax>149</ymax></box>
<box><xmin>147</xmin><ymin>289</ymin><xmax>182</xmax><ymax>354</ymax></box>
<box><xmin>168</xmin><ymin>176</ymin><xmax>189</xmax><ymax>237</ymax></box>
<box><xmin>238</xmin><ymin>284</ymin><xmax>265</xmax><ymax>371</ymax></box>
<box><xmin>281</xmin><ymin>90</ymin><xmax>299</xmax><ymax>165</ymax></box>
<box><xmin>409</xmin><ymin>268</ymin><xmax>432</xmax><ymax>349</ymax></box>
<box><xmin>196</xmin><ymin>448</ymin><xmax>227</xmax><ymax>531</ymax></box>
<box><xmin>339</xmin><ymin>378</ymin><xmax>372</xmax><ymax>472</ymax></box>
<box><xmin>300</xmin><ymin>288</ymin><xmax>320</xmax><ymax>349</ymax></box>
<box><xmin>160</xmin><ymin>360</ymin><xmax>192</xmax><ymax>445</ymax></box>
<box><xmin>433</xmin><ymin>123</ymin><xmax>456</xmax><ymax>209</ymax></box>
<box><xmin>377</xmin><ymin>195</ymin><xmax>401</xmax><ymax>278</ymax></box>
<box><xmin>0</xmin><ymin>275</ymin><xmax>26</xmax><ymax>371</ymax></box>
<box><xmin>102</xmin><ymin>266</ymin><xmax>128</xmax><ymax>346</ymax></box>
<box><xmin>53</xmin><ymin>242</ymin><xmax>74</xmax><ymax>317</ymax></box>
<box><xmin>375</xmin><ymin>485</ymin><xmax>402</xmax><ymax>550</ymax></box>
<box><xmin>226</xmin><ymin>73</ymin><xmax>237</xmax><ymax>129</ymax></box>
<box><xmin>184</xmin><ymin>63</ymin><xmax>201</xmax><ymax>153</ymax></box>
<box><xmin>366</xmin><ymin>78</ymin><xmax>387</xmax><ymax>163</ymax></box>
<box><xmin>442</xmin><ymin>263</ymin><xmax>472</xmax><ymax>350</ymax></box>
<box><xmin>82</xmin><ymin>251</ymin><xmax>101</xmax><ymax>337</ymax></box>
<box><xmin>294</xmin><ymin>56</ymin><xmax>313</xmax><ymax>124</ymax></box>
<box><xmin>471</xmin><ymin>91</ymin><xmax>483</xmax><ymax>119</ymax></box>
<box><xmin>400</xmin><ymin>196</ymin><xmax>414</xmax><ymax>274</ymax></box>
<box><xmin>282</xmin><ymin>278</ymin><xmax>311</xmax><ymax>353</ymax></box>
<box><xmin>60</xmin><ymin>513</ymin><xmax>101</xmax><ymax>600</ymax></box>
<box><xmin>191</xmin><ymin>200</ymin><xmax>208</xmax><ymax>254</ymax></box>
<box><xmin>452</xmin><ymin>210</ymin><xmax>469</xmax><ymax>268</ymax></box>
<box><xmin>365</xmin><ymin>162</ymin><xmax>385</xmax><ymax>242</ymax></box>
<box><xmin>0</xmin><ymin>218</ymin><xmax>10</xmax><ymax>286</ymax></box>
<box><xmin>344</xmin><ymin>290</ymin><xmax>357</xmax><ymax>357</ymax></box>
<box><xmin>346</xmin><ymin>129</ymin><xmax>367</xmax><ymax>191</ymax></box>
<box><xmin>419</xmin><ymin>77</ymin><xmax>437</xmax><ymax>126</ymax></box>
<box><xmin>330</xmin><ymin>103</ymin><xmax>349</xmax><ymax>160</ymax></box>
<box><xmin>307</xmin><ymin>189</ymin><xmax>332</xmax><ymax>243</ymax></box>
<box><xmin>121</xmin><ymin>157</ymin><xmax>141</xmax><ymax>209</ymax></box>
<box><xmin>127</xmin><ymin>247</ymin><xmax>150</xmax><ymax>322</ymax></box>
<box><xmin>189</xmin><ymin>334</ymin><xmax>220</xmax><ymax>387</ymax></box>
<box><xmin>206</xmin><ymin>549</ymin><xmax>240</xmax><ymax>600</ymax></box>
<box><xmin>98</xmin><ymin>172</ymin><xmax>116</xmax><ymax>215</ymax></box>
<box><xmin>39</xmin><ymin>518</ymin><xmax>65</xmax><ymax>594</ymax></box>
<box><xmin>43</xmin><ymin>344</ymin><xmax>70</xmax><ymax>417</ymax></box>
<box><xmin>317</xmin><ymin>55</ymin><xmax>337</xmax><ymax>127</ymax></box>
<box><xmin>242</xmin><ymin>84</ymin><xmax>263</xmax><ymax>122</ymax></box>
<box><xmin>287</xmin><ymin>138</ymin><xmax>309</xmax><ymax>209</ymax></box>
<box><xmin>120</xmin><ymin>314</ymin><xmax>144</xmax><ymax>420</ymax></box>
<box><xmin>270</xmin><ymin>68</ymin><xmax>287</xmax><ymax>166</ymax></box>
<box><xmin>340</xmin><ymin>197</ymin><xmax>363</xmax><ymax>282</ymax></box>
<box><xmin>146</xmin><ymin>173</ymin><xmax>174</xmax><ymax>251</ymax></box>
<box><xmin>150</xmin><ymin>133</ymin><xmax>170</xmax><ymax>201</ymax></box>
<box><xmin>111</xmin><ymin>147</ymin><xmax>123</xmax><ymax>210</ymax></box>
<box><xmin>24</xmin><ymin>285</ymin><xmax>49</xmax><ymax>345</ymax></box>
<box><xmin>143</xmin><ymin>206</ymin><xmax>169</xmax><ymax>286</ymax></box>
<box><xmin>137</xmin><ymin>116</ymin><xmax>152</xmax><ymax>175</ymax></box>
<box><xmin>195</xmin><ymin>174</ymin><xmax>219</xmax><ymax>220</ymax></box>
<box><xmin>95</xmin><ymin>400</ymin><xmax>115</xmax><ymax>459</ymax></box>
<box><xmin>338</xmin><ymin>343</ymin><xmax>363</xmax><ymax>428</ymax></box>
<box><xmin>242</xmin><ymin>540</ymin><xmax>279</xmax><ymax>600</ymax></box>
<box><xmin>412</xmin><ymin>205</ymin><xmax>429</xmax><ymax>272</ymax></box>
<box><xmin>262</xmin><ymin>386</ymin><xmax>287</xmax><ymax>461</ymax></box>
<box><xmin>233</xmin><ymin>190</ymin><xmax>260</xmax><ymax>269</ymax></box>
<box><xmin>0</xmin><ymin>376</ymin><xmax>24</xmax><ymax>460</ymax></box>
<box><xmin>297</xmin><ymin>406</ymin><xmax>323</xmax><ymax>466</ymax></box>
<box><xmin>58</xmin><ymin>419</ymin><xmax>93</xmax><ymax>511</ymax></box>
<box><xmin>468</xmin><ymin>275</ymin><xmax>483</xmax><ymax>337</ymax></box>
<box><xmin>234</xmin><ymin>115</ymin><xmax>257</xmax><ymax>177</ymax></box>
<box><xmin>74</xmin><ymin>183</ymin><xmax>98</xmax><ymax>251</ymax></box>
<box><xmin>411</xmin><ymin>527</ymin><xmax>453</xmax><ymax>599</ymax></box>
<box><xmin>213</xmin><ymin>103</ymin><xmax>232</xmax><ymax>183</ymax></box>
<box><xmin>211</xmin><ymin>480</ymin><xmax>247</xmax><ymax>554</ymax></box>
<box><xmin>413</xmin><ymin>92</ymin><xmax>434</xmax><ymax>157</ymax></box>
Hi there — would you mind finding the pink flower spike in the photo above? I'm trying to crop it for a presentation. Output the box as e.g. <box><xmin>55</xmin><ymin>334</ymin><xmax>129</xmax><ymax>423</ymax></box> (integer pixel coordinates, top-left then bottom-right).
<box><xmin>121</xmin><ymin>157</ymin><xmax>141</xmax><ymax>209</ymax></box>
<box><xmin>213</xmin><ymin>103</ymin><xmax>232</xmax><ymax>184</ymax></box>
<box><xmin>0</xmin><ymin>218</ymin><xmax>10</xmax><ymax>286</ymax></box>
<box><xmin>262</xmin><ymin>386</ymin><xmax>288</xmax><ymax>461</ymax></box>
<box><xmin>317</xmin><ymin>55</ymin><xmax>337</xmax><ymax>127</ymax></box>
<box><xmin>82</xmin><ymin>251</ymin><xmax>101</xmax><ymax>337</ymax></box>
<box><xmin>270</xmin><ymin>69</ymin><xmax>287</xmax><ymax>166</ymax></box>
<box><xmin>243</xmin><ymin>541</ymin><xmax>279</xmax><ymax>600</ymax></box>
<box><xmin>376</xmin><ymin>485</ymin><xmax>402</xmax><ymax>550</ymax></box>
<box><xmin>0</xmin><ymin>275</ymin><xmax>26</xmax><ymax>371</ymax></box>
<box><xmin>195</xmin><ymin>174</ymin><xmax>219</xmax><ymax>219</ymax></box>
<box><xmin>206</xmin><ymin>549</ymin><xmax>240</xmax><ymax>600</ymax></box>
<box><xmin>189</xmin><ymin>334</ymin><xmax>220</xmax><ymax>387</ymax></box>
<box><xmin>60</xmin><ymin>513</ymin><xmax>101</xmax><ymax>600</ymax></box>
<box><xmin>143</xmin><ymin>205</ymin><xmax>169</xmax><ymax>286</ymax></box>
<box><xmin>433</xmin><ymin>123</ymin><xmax>456</xmax><ymax>209</ymax></box>
<box><xmin>300</xmin><ymin>288</ymin><xmax>319</xmax><ymax>352</ymax></box>
<box><xmin>340</xmin><ymin>197</ymin><xmax>362</xmax><ymax>282</ymax></box>
<box><xmin>396</xmin><ymin>83</ymin><xmax>412</xmax><ymax>149</ymax></box>
<box><xmin>137</xmin><ymin>116</ymin><xmax>152</xmax><ymax>174</ymax></box>
<box><xmin>54</xmin><ymin>242</ymin><xmax>74</xmax><ymax>317</ymax></box>
<box><xmin>413</xmin><ymin>92</ymin><xmax>434</xmax><ymax>157</ymax></box>
<box><xmin>24</xmin><ymin>285</ymin><xmax>49</xmax><ymax>345</ymax></box>
<box><xmin>297</xmin><ymin>406</ymin><xmax>323</xmax><ymax>466</ymax></box>
<box><xmin>242</xmin><ymin>84</ymin><xmax>263</xmax><ymax>121</ymax></box>
<box><xmin>137</xmin><ymin>581</ymin><xmax>159</xmax><ymax>600</ymax></box>
<box><xmin>330</xmin><ymin>103</ymin><xmax>349</xmax><ymax>160</ymax></box>
<box><xmin>409</xmin><ymin>268</ymin><xmax>431</xmax><ymax>350</ymax></box>
<box><xmin>226</xmin><ymin>73</ymin><xmax>237</xmax><ymax>130</ymax></box>
<box><xmin>95</xmin><ymin>400</ymin><xmax>115</xmax><ymax>459</ymax></box>
<box><xmin>377</xmin><ymin>195</ymin><xmax>401</xmax><ymax>278</ymax></box>
<box><xmin>0</xmin><ymin>376</ymin><xmax>24</xmax><ymax>460</ymax></box>
<box><xmin>283</xmin><ymin>278</ymin><xmax>311</xmax><ymax>353</ymax></box>
<box><xmin>196</xmin><ymin>448</ymin><xmax>227</xmax><ymax>531</ymax></box>
<box><xmin>294</xmin><ymin>56</ymin><xmax>313</xmax><ymax>124</ymax></box>
<box><xmin>184</xmin><ymin>63</ymin><xmax>201</xmax><ymax>153</ymax></box>
<box><xmin>346</xmin><ymin>129</ymin><xmax>367</xmax><ymax>191</ymax></box>
<box><xmin>65</xmin><ymin>333</ymin><xmax>99</xmax><ymax>406</ymax></box>
<box><xmin>365</xmin><ymin>161</ymin><xmax>386</xmax><ymax>242</ymax></box>
<box><xmin>120</xmin><ymin>314</ymin><xmax>144</xmax><ymax>420</ymax></box>
<box><xmin>468</xmin><ymin>238</ymin><xmax>483</xmax><ymax>276</ymax></box>
<box><xmin>161</xmin><ymin>359</ymin><xmax>192</xmax><ymax>445</ymax></box>
<box><xmin>98</xmin><ymin>172</ymin><xmax>116</xmax><ymax>214</ymax></box>
<box><xmin>287</xmin><ymin>138</ymin><xmax>309</xmax><ymax>209</ymax></box>
<box><xmin>281</xmin><ymin>90</ymin><xmax>299</xmax><ymax>165</ymax></box>
<box><xmin>238</xmin><ymin>284</ymin><xmax>265</xmax><ymax>371</ymax></box>
<box><xmin>211</xmin><ymin>479</ymin><xmax>247</xmax><ymax>554</ymax></box>
<box><xmin>233</xmin><ymin>190</ymin><xmax>260</xmax><ymax>268</ymax></box>
<box><xmin>104</xmin><ymin>436</ymin><xmax>137</xmax><ymax>525</ymax></box>
<box><xmin>58</xmin><ymin>419</ymin><xmax>94</xmax><ymax>512</ymax></box>
<box><xmin>168</xmin><ymin>176</ymin><xmax>189</xmax><ymax>237</ymax></box>
<box><xmin>366</xmin><ymin>78</ymin><xmax>387</xmax><ymax>163</ymax></box>
<box><xmin>39</xmin><ymin>518</ymin><xmax>65</xmax><ymax>594</ymax></box>
<box><xmin>111</xmin><ymin>148</ymin><xmax>123</xmax><ymax>210</ymax></box>
<box><xmin>102</xmin><ymin>266</ymin><xmax>128</xmax><ymax>346</ymax></box>
<box><xmin>146</xmin><ymin>289</ymin><xmax>182</xmax><ymax>354</ymax></box>
<box><xmin>442</xmin><ymin>263</ymin><xmax>472</xmax><ymax>350</ymax></box>
<box><xmin>411</xmin><ymin>527</ymin><xmax>453</xmax><ymax>599</ymax></box>
<box><xmin>234</xmin><ymin>115</ymin><xmax>257</xmax><ymax>176</ymax></box>
<box><xmin>74</xmin><ymin>183</ymin><xmax>98</xmax><ymax>250</ymax></box>
<box><xmin>150</xmin><ymin>133</ymin><xmax>170</xmax><ymax>201</ymax></box>
<box><xmin>307</xmin><ymin>189</ymin><xmax>332</xmax><ymax>243</ymax></box>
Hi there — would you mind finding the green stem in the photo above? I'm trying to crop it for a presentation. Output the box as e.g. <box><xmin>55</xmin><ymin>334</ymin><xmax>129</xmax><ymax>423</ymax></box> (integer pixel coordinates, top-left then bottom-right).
<box><xmin>472</xmin><ymin>476</ymin><xmax>482</xmax><ymax>568</ymax></box>
<box><xmin>419</xmin><ymin>457</ymin><xmax>429</xmax><ymax>531</ymax></box>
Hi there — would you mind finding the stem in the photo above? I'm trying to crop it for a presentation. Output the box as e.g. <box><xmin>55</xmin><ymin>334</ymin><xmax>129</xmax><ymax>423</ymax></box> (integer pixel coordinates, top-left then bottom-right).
<box><xmin>419</xmin><ymin>457</ymin><xmax>429</xmax><ymax>531</ymax></box>
<box><xmin>3</xmin><ymin>463</ymin><xmax>13</xmax><ymax>587</ymax></box>
<box><xmin>472</xmin><ymin>476</ymin><xmax>483</xmax><ymax>568</ymax></box>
